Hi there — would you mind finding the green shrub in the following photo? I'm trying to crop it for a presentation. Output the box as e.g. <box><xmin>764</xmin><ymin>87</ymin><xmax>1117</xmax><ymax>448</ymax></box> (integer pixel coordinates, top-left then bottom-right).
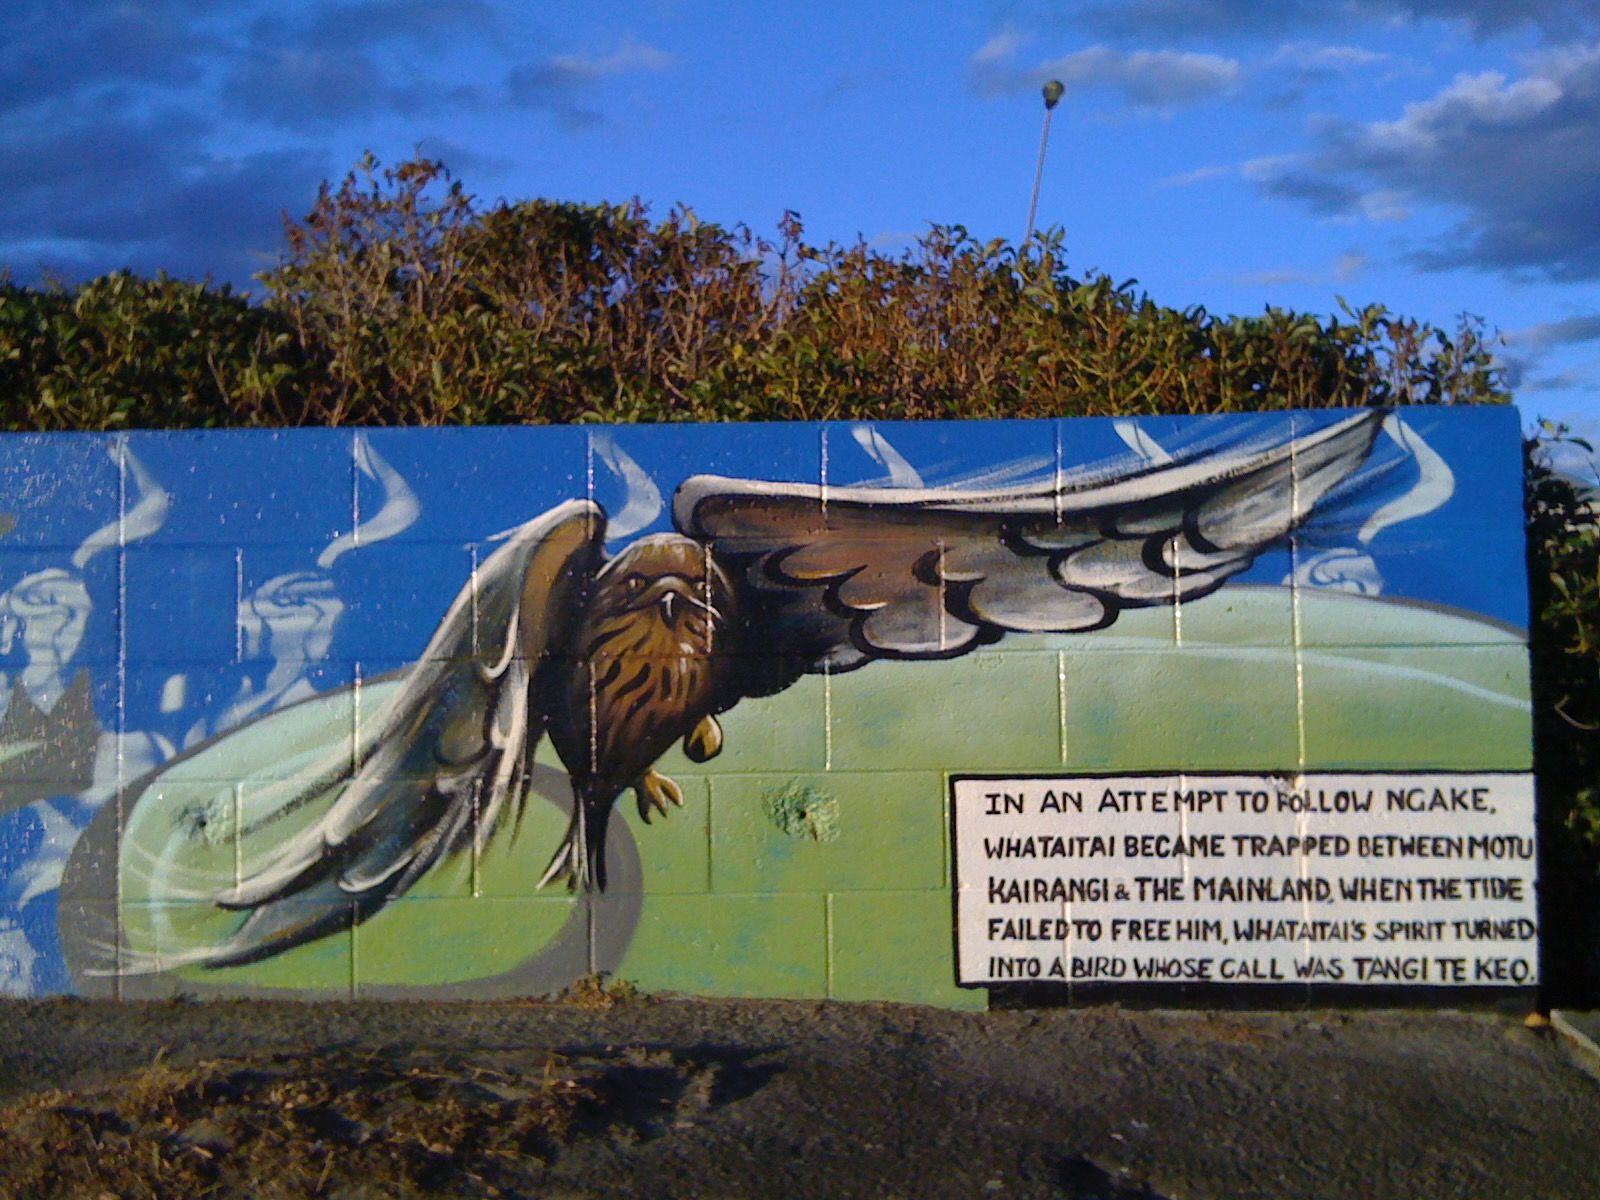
<box><xmin>1526</xmin><ymin>429</ymin><xmax>1600</xmax><ymax>1001</ymax></box>
<box><xmin>0</xmin><ymin>154</ymin><xmax>1594</xmax><ymax>1001</ymax></box>
<box><xmin>0</xmin><ymin>272</ymin><xmax>307</xmax><ymax>431</ymax></box>
<box><xmin>0</xmin><ymin>156</ymin><xmax>1508</xmax><ymax>429</ymax></box>
<box><xmin>249</xmin><ymin>157</ymin><xmax>1502</xmax><ymax>426</ymax></box>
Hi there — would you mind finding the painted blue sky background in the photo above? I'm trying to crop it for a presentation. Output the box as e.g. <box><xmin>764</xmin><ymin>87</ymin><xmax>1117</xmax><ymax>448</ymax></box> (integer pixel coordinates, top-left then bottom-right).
<box><xmin>4</xmin><ymin>1</ymin><xmax>1598</xmax><ymax>466</ymax></box>
<box><xmin>0</xmin><ymin>408</ymin><xmax>1529</xmax><ymax>995</ymax></box>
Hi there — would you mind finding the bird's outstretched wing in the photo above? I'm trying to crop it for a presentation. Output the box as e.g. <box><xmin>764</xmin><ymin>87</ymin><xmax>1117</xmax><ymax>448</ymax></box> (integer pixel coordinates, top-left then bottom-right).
<box><xmin>173</xmin><ymin>500</ymin><xmax>605</xmax><ymax>968</ymax></box>
<box><xmin>674</xmin><ymin>412</ymin><xmax>1383</xmax><ymax>695</ymax></box>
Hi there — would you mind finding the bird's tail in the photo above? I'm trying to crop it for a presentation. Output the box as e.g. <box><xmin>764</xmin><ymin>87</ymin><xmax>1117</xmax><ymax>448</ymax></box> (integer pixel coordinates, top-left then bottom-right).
<box><xmin>537</xmin><ymin>793</ymin><xmax>612</xmax><ymax>891</ymax></box>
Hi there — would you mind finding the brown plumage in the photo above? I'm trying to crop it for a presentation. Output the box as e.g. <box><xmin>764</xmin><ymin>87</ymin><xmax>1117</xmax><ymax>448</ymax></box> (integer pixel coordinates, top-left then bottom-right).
<box><xmin>160</xmin><ymin>412</ymin><xmax>1385</xmax><ymax>968</ymax></box>
<box><xmin>544</xmin><ymin>535</ymin><xmax>735</xmax><ymax>889</ymax></box>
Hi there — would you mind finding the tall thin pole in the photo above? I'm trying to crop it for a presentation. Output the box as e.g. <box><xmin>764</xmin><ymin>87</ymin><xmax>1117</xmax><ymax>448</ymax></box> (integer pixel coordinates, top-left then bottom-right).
<box><xmin>1024</xmin><ymin>80</ymin><xmax>1065</xmax><ymax>247</ymax></box>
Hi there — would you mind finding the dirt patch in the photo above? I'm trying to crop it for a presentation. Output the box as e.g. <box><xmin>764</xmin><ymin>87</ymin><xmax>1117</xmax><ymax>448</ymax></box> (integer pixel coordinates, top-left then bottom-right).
<box><xmin>0</xmin><ymin>1043</ymin><xmax>743</xmax><ymax>1199</ymax></box>
<box><xmin>551</xmin><ymin>972</ymin><xmax>643</xmax><ymax>1012</ymax></box>
<box><xmin>2</xmin><ymin>997</ymin><xmax>1598</xmax><ymax>1199</ymax></box>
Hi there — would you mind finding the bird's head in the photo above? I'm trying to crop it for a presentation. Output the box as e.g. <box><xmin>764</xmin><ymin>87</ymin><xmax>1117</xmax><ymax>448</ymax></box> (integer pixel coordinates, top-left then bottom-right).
<box><xmin>596</xmin><ymin>535</ymin><xmax>732</xmax><ymax>650</ymax></box>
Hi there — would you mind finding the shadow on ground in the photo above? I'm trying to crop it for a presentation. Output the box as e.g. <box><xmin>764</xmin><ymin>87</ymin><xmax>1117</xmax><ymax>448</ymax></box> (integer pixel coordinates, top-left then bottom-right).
<box><xmin>1</xmin><ymin>997</ymin><xmax>1597</xmax><ymax>1199</ymax></box>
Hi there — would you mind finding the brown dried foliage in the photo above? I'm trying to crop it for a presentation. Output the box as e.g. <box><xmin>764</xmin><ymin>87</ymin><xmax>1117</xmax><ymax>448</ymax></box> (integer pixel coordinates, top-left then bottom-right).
<box><xmin>249</xmin><ymin>157</ymin><xmax>1503</xmax><ymax>427</ymax></box>
<box><xmin>4</xmin><ymin>154</ymin><xmax>1597</xmax><ymax>1000</ymax></box>
<box><xmin>0</xmin><ymin>154</ymin><xmax>1504</xmax><ymax>431</ymax></box>
<box><xmin>0</xmin><ymin>1040</ymin><xmax>740</xmax><ymax>1198</ymax></box>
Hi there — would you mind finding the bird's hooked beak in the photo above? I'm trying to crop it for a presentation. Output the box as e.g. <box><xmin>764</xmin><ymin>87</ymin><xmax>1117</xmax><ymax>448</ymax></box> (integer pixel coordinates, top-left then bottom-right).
<box><xmin>659</xmin><ymin>590</ymin><xmax>679</xmax><ymax>623</ymax></box>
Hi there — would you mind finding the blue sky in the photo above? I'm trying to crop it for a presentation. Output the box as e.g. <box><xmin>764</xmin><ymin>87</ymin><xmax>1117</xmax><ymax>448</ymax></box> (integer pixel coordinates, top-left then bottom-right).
<box><xmin>4</xmin><ymin>1</ymin><xmax>1598</xmax><ymax>453</ymax></box>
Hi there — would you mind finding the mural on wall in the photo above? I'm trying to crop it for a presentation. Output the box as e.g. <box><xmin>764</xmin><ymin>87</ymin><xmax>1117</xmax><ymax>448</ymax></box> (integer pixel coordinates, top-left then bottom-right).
<box><xmin>0</xmin><ymin>407</ymin><xmax>1533</xmax><ymax>1004</ymax></box>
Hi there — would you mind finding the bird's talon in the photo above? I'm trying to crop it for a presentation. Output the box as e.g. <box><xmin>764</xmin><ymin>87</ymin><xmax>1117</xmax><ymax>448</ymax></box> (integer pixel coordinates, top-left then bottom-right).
<box><xmin>635</xmin><ymin>770</ymin><xmax>683</xmax><ymax>822</ymax></box>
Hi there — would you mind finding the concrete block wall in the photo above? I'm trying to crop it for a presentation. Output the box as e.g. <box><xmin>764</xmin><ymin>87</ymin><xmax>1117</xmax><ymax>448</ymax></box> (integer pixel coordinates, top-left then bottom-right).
<box><xmin>0</xmin><ymin>407</ymin><xmax>1533</xmax><ymax>1005</ymax></box>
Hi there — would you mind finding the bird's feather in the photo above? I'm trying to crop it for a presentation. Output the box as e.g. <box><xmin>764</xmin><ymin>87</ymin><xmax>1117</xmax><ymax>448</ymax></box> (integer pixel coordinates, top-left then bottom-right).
<box><xmin>116</xmin><ymin>413</ymin><xmax>1388</xmax><ymax>967</ymax></box>
<box><xmin>673</xmin><ymin>411</ymin><xmax>1383</xmax><ymax>691</ymax></box>
<box><xmin>195</xmin><ymin>500</ymin><xmax>606</xmax><ymax>967</ymax></box>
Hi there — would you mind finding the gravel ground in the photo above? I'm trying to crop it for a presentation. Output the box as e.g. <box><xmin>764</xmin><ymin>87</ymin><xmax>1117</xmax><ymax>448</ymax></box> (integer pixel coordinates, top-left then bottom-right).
<box><xmin>2</xmin><ymin>997</ymin><xmax>1598</xmax><ymax>1199</ymax></box>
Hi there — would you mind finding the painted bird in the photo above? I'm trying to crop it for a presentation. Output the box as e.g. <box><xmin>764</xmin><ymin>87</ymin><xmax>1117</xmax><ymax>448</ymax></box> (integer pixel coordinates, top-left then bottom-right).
<box><xmin>169</xmin><ymin>411</ymin><xmax>1385</xmax><ymax>966</ymax></box>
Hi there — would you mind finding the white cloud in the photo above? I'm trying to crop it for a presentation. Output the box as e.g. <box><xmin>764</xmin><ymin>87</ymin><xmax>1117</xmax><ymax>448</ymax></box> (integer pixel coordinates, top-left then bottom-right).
<box><xmin>1507</xmin><ymin>315</ymin><xmax>1600</xmax><ymax>348</ymax></box>
<box><xmin>533</xmin><ymin>37</ymin><xmax>674</xmax><ymax>84</ymax></box>
<box><xmin>506</xmin><ymin>36</ymin><xmax>675</xmax><ymax>126</ymax></box>
<box><xmin>1155</xmin><ymin>163</ymin><xmax>1234</xmax><ymax>188</ymax></box>
<box><xmin>973</xmin><ymin>29</ymin><xmax>1028</xmax><ymax>67</ymax></box>
<box><xmin>1250</xmin><ymin>39</ymin><xmax>1600</xmax><ymax>278</ymax></box>
<box><xmin>1050</xmin><ymin>0</ymin><xmax>1594</xmax><ymax>42</ymax></box>
<box><xmin>1227</xmin><ymin>248</ymin><xmax>1371</xmax><ymax>287</ymax></box>
<box><xmin>971</xmin><ymin>38</ymin><xmax>1240</xmax><ymax>110</ymax></box>
<box><xmin>1232</xmin><ymin>267</ymin><xmax>1308</xmax><ymax>285</ymax></box>
<box><xmin>1521</xmin><ymin>368</ymin><xmax>1595</xmax><ymax>393</ymax></box>
<box><xmin>1356</xmin><ymin>189</ymin><xmax>1412</xmax><ymax>222</ymax></box>
<box><xmin>1268</xmin><ymin>42</ymin><xmax>1389</xmax><ymax>70</ymax></box>
<box><xmin>1333</xmin><ymin>249</ymin><xmax>1368</xmax><ymax>281</ymax></box>
<box><xmin>1240</xmin><ymin>154</ymin><xmax>1297</xmax><ymax>180</ymax></box>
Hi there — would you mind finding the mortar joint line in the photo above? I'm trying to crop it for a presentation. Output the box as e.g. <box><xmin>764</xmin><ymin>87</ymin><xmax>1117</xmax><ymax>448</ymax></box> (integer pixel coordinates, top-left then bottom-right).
<box><xmin>115</xmin><ymin>437</ymin><xmax>128</xmax><ymax>950</ymax></box>
<box><xmin>233</xmin><ymin>783</ymin><xmax>244</xmax><ymax>891</ymax></box>
<box><xmin>824</xmin><ymin>893</ymin><xmax>834</xmax><ymax>999</ymax></box>
<box><xmin>1173</xmin><ymin>535</ymin><xmax>1184</xmax><ymax>648</ymax></box>
<box><xmin>353</xmin><ymin>661</ymin><xmax>364</xmax><ymax>775</ymax></box>
<box><xmin>469</xmin><ymin>543</ymin><xmax>481</xmax><ymax>659</ymax></box>
<box><xmin>587</xmin><ymin>892</ymin><xmax>598</xmax><ymax>976</ymax></box>
<box><xmin>1289</xmin><ymin>427</ymin><xmax>1308</xmax><ymax>772</ymax></box>
<box><xmin>940</xmin><ymin>770</ymin><xmax>952</xmax><ymax>882</ymax></box>
<box><xmin>350</xmin><ymin>433</ymin><xmax>363</xmax><ymax>549</ymax></box>
<box><xmin>819</xmin><ymin>424</ymin><xmax>829</xmax><ymax>522</ymax></box>
<box><xmin>233</xmin><ymin>548</ymin><xmax>245</xmax><ymax>662</ymax></box>
<box><xmin>1053</xmin><ymin>420</ymin><xmax>1065</xmax><ymax>528</ymax></box>
<box><xmin>1057</xmin><ymin>650</ymin><xmax>1069</xmax><ymax>765</ymax></box>
<box><xmin>823</xmin><ymin>663</ymin><xmax>834</xmax><ymax>770</ymax></box>
<box><xmin>471</xmin><ymin>780</ymin><xmax>482</xmax><ymax>899</ymax></box>
<box><xmin>936</xmin><ymin>540</ymin><xmax>947</xmax><ymax>652</ymax></box>
<box><xmin>585</xmin><ymin>430</ymin><xmax>596</xmax><ymax>508</ymax></box>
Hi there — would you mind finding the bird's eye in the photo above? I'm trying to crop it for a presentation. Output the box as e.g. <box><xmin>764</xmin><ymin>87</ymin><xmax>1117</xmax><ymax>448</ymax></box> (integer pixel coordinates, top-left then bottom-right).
<box><xmin>623</xmin><ymin>574</ymin><xmax>644</xmax><ymax>594</ymax></box>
